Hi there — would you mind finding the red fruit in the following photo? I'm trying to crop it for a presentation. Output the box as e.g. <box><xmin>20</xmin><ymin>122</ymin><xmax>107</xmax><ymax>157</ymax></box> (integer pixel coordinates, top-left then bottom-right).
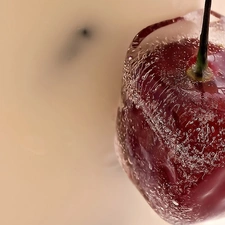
<box><xmin>116</xmin><ymin>7</ymin><xmax>225</xmax><ymax>225</ymax></box>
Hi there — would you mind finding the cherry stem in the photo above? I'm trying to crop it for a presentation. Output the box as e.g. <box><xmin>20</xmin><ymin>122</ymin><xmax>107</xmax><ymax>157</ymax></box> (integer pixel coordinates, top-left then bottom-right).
<box><xmin>195</xmin><ymin>0</ymin><xmax>212</xmax><ymax>77</ymax></box>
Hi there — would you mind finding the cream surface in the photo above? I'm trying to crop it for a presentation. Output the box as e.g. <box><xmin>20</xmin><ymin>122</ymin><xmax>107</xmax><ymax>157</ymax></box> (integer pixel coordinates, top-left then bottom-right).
<box><xmin>2</xmin><ymin>1</ymin><xmax>225</xmax><ymax>225</ymax></box>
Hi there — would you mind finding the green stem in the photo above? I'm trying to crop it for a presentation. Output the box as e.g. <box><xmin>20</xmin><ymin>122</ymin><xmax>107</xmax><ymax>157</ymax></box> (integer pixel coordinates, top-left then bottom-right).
<box><xmin>195</xmin><ymin>0</ymin><xmax>212</xmax><ymax>77</ymax></box>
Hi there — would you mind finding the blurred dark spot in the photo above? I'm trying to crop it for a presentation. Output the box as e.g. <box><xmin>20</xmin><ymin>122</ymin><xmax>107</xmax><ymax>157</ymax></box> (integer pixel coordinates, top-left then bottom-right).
<box><xmin>60</xmin><ymin>26</ymin><xmax>93</xmax><ymax>62</ymax></box>
<box><xmin>79</xmin><ymin>28</ymin><xmax>92</xmax><ymax>39</ymax></box>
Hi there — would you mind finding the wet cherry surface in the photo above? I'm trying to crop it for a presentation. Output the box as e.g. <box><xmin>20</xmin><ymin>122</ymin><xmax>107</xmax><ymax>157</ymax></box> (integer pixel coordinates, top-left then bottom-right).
<box><xmin>116</xmin><ymin>27</ymin><xmax>225</xmax><ymax>224</ymax></box>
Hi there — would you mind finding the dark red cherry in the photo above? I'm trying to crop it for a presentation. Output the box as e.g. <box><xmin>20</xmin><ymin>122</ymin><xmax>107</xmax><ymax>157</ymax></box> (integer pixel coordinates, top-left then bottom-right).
<box><xmin>116</xmin><ymin>1</ymin><xmax>225</xmax><ymax>224</ymax></box>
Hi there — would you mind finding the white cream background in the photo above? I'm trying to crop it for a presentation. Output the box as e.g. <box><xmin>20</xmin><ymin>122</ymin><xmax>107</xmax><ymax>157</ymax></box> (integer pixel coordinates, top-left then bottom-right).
<box><xmin>2</xmin><ymin>1</ymin><xmax>225</xmax><ymax>225</ymax></box>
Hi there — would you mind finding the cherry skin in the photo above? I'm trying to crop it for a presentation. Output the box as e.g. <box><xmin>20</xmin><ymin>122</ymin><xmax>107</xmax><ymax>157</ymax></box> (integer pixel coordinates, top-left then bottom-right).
<box><xmin>116</xmin><ymin>10</ymin><xmax>225</xmax><ymax>225</ymax></box>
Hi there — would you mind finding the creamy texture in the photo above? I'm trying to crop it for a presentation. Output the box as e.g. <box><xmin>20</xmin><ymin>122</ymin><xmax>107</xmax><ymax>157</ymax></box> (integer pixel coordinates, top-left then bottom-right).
<box><xmin>1</xmin><ymin>1</ymin><xmax>225</xmax><ymax>225</ymax></box>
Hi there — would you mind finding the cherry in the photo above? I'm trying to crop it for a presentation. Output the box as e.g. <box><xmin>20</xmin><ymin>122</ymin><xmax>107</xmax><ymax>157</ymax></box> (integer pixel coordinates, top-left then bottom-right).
<box><xmin>116</xmin><ymin>0</ymin><xmax>225</xmax><ymax>224</ymax></box>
